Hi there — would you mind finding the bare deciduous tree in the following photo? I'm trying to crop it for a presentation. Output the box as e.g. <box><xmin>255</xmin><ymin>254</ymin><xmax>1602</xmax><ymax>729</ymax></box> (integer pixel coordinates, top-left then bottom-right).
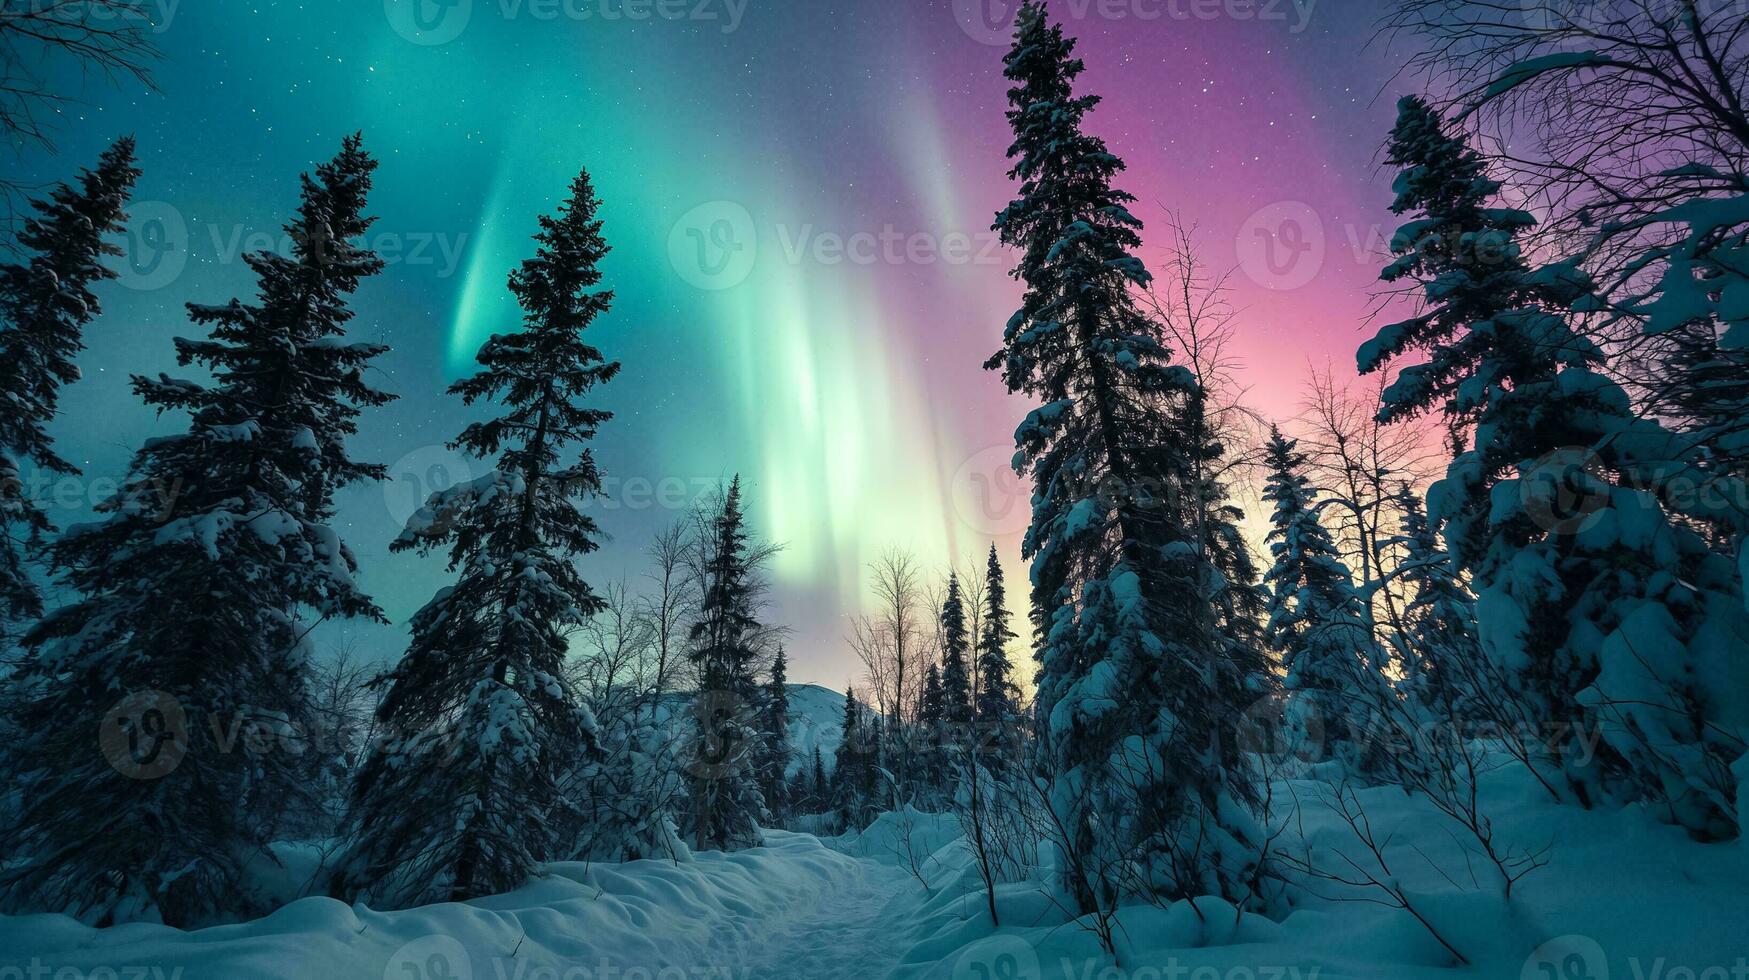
<box><xmin>568</xmin><ymin>578</ymin><xmax>657</xmax><ymax>725</ymax></box>
<box><xmin>1142</xmin><ymin>213</ymin><xmax>1266</xmax><ymax>450</ymax></box>
<box><xmin>848</xmin><ymin>548</ymin><xmax>930</xmax><ymax>727</ymax></box>
<box><xmin>957</xmin><ymin>557</ymin><xmax>987</xmax><ymax>699</ymax></box>
<box><xmin>1385</xmin><ymin>0</ymin><xmax>1747</xmax><ymax>264</ymax></box>
<box><xmin>1</xmin><ymin>0</ymin><xmax>158</xmax><ymax>228</ymax></box>
<box><xmin>641</xmin><ymin>519</ymin><xmax>699</xmax><ymax>717</ymax></box>
<box><xmin>1298</xmin><ymin>363</ymin><xmax>1444</xmax><ymax>654</ymax></box>
<box><xmin>304</xmin><ymin>637</ymin><xmax>383</xmax><ymax>835</ymax></box>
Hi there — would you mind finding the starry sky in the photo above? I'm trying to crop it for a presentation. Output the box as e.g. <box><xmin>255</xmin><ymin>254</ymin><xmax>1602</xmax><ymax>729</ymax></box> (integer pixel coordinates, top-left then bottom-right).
<box><xmin>21</xmin><ymin>0</ymin><xmax>1420</xmax><ymax>688</ymax></box>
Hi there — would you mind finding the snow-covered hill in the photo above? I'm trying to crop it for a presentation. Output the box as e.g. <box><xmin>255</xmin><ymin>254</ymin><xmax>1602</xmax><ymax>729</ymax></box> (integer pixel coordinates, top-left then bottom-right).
<box><xmin>785</xmin><ymin>683</ymin><xmax>846</xmax><ymax>776</ymax></box>
<box><xmin>652</xmin><ymin>683</ymin><xmax>845</xmax><ymax>777</ymax></box>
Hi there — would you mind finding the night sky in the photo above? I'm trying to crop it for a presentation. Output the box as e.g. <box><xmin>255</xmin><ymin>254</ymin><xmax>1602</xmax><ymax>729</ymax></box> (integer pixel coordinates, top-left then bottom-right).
<box><xmin>22</xmin><ymin>0</ymin><xmax>1420</xmax><ymax>687</ymax></box>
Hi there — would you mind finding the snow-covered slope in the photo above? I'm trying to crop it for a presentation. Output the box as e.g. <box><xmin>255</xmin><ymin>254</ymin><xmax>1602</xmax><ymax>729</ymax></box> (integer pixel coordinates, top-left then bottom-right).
<box><xmin>785</xmin><ymin>682</ymin><xmax>846</xmax><ymax>775</ymax></box>
<box><xmin>651</xmin><ymin>683</ymin><xmax>844</xmax><ymax>778</ymax></box>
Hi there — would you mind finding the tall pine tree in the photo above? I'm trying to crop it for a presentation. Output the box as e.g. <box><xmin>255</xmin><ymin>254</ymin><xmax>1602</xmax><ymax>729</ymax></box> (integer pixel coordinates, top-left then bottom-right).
<box><xmin>917</xmin><ymin>659</ymin><xmax>946</xmax><ymax>794</ymax></box>
<box><xmin>332</xmin><ymin>167</ymin><xmax>618</xmax><ymax>907</ymax></box>
<box><xmin>0</xmin><ymin>137</ymin><xmax>139</xmax><ymax>638</ymax></box>
<box><xmin>938</xmin><ymin>571</ymin><xmax>974</xmax><ymax>726</ymax></box>
<box><xmin>833</xmin><ymin>686</ymin><xmax>867</xmax><ymax>830</ymax></box>
<box><xmin>1362</xmin><ymin>96</ymin><xmax>1748</xmax><ymax>837</ymax></box>
<box><xmin>683</xmin><ymin>477</ymin><xmax>769</xmax><ymax>852</ymax></box>
<box><xmin>974</xmin><ymin>544</ymin><xmax>1019</xmax><ymax>724</ymax></box>
<box><xmin>758</xmin><ymin>645</ymin><xmax>793</xmax><ymax>820</ymax></box>
<box><xmin>920</xmin><ymin>661</ymin><xmax>944</xmax><ymax>725</ymax></box>
<box><xmin>1261</xmin><ymin>428</ymin><xmax>1385</xmax><ymax>770</ymax></box>
<box><xmin>989</xmin><ymin>2</ymin><xmax>1271</xmax><ymax>911</ymax></box>
<box><xmin>1</xmin><ymin>136</ymin><xmax>390</xmax><ymax>926</ymax></box>
<box><xmin>811</xmin><ymin>745</ymin><xmax>828</xmax><ymax>811</ymax></box>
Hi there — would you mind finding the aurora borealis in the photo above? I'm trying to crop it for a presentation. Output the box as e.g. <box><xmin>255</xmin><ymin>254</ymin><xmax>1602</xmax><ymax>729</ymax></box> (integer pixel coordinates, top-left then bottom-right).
<box><xmin>26</xmin><ymin>0</ymin><xmax>1415</xmax><ymax>685</ymax></box>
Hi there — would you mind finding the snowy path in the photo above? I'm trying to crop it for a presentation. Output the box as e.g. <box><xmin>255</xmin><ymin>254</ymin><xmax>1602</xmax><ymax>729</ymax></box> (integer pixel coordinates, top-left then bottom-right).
<box><xmin>736</xmin><ymin>855</ymin><xmax>921</xmax><ymax>980</ymax></box>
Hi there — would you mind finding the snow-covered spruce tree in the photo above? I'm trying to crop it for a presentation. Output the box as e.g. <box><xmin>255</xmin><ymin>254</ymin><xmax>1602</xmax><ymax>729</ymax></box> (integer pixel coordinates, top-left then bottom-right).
<box><xmin>833</xmin><ymin>686</ymin><xmax>867</xmax><ymax>829</ymax></box>
<box><xmin>0</xmin><ymin>137</ymin><xmax>138</xmax><ymax>640</ymax></box>
<box><xmin>758</xmin><ymin>645</ymin><xmax>792</xmax><ymax>820</ymax></box>
<box><xmin>863</xmin><ymin>713</ymin><xmax>887</xmax><ymax>807</ymax></box>
<box><xmin>0</xmin><ymin>136</ymin><xmax>390</xmax><ymax>926</ymax></box>
<box><xmin>973</xmin><ymin>545</ymin><xmax>1024</xmax><ymax>772</ymax></box>
<box><xmin>683</xmin><ymin>476</ymin><xmax>769</xmax><ymax>852</ymax></box>
<box><xmin>988</xmin><ymin>1</ymin><xmax>1272</xmax><ymax>910</ymax></box>
<box><xmin>921</xmin><ymin>661</ymin><xmax>944</xmax><ymax>725</ymax></box>
<box><xmin>939</xmin><ymin>571</ymin><xmax>975</xmax><ymax>728</ymax></box>
<box><xmin>569</xmin><ymin>707</ymin><xmax>689</xmax><ymax>864</ymax></box>
<box><xmin>795</xmin><ymin>745</ymin><xmax>827</xmax><ymax>815</ymax></box>
<box><xmin>974</xmin><ymin>545</ymin><xmax>1019</xmax><ymax>724</ymax></box>
<box><xmin>1655</xmin><ymin>323</ymin><xmax>1748</xmax><ymax>548</ymax></box>
<box><xmin>1261</xmin><ymin>428</ymin><xmax>1388</xmax><ymax>773</ymax></box>
<box><xmin>1390</xmin><ymin>483</ymin><xmax>1479</xmax><ymax>723</ymax></box>
<box><xmin>1361</xmin><ymin>96</ymin><xmax>1748</xmax><ymax>837</ymax></box>
<box><xmin>917</xmin><ymin>659</ymin><xmax>946</xmax><ymax>797</ymax></box>
<box><xmin>1623</xmin><ymin>197</ymin><xmax>1749</xmax><ymax>584</ymax></box>
<box><xmin>331</xmin><ymin>168</ymin><xmax>619</xmax><ymax>907</ymax></box>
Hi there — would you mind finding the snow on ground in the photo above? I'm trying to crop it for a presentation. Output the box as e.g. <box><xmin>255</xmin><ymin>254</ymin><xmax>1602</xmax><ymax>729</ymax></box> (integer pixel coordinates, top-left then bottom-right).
<box><xmin>825</xmin><ymin>806</ymin><xmax>966</xmax><ymax>874</ymax></box>
<box><xmin>0</xmin><ymin>832</ymin><xmax>892</xmax><ymax>980</ymax></box>
<box><xmin>4</xmin><ymin>760</ymin><xmax>1747</xmax><ymax>980</ymax></box>
<box><xmin>887</xmin><ymin>763</ymin><xmax>1749</xmax><ymax>980</ymax></box>
<box><xmin>739</xmin><ymin>857</ymin><xmax>917</xmax><ymax>980</ymax></box>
